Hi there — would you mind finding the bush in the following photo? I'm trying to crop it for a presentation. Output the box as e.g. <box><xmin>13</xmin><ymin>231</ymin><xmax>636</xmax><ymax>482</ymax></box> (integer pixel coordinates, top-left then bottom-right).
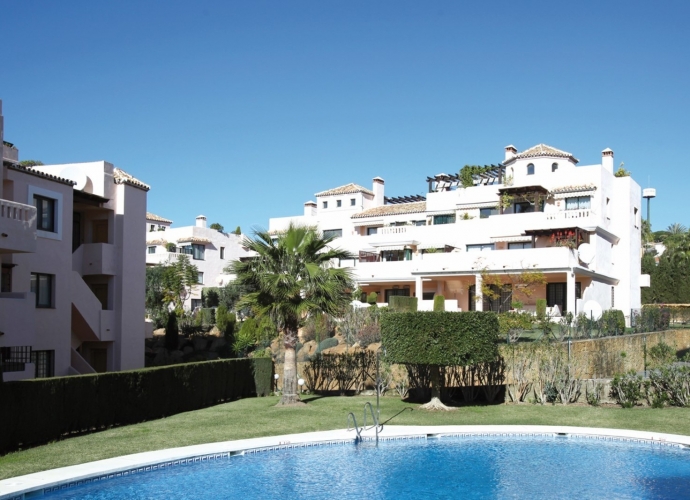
<box><xmin>318</xmin><ymin>337</ymin><xmax>339</xmax><ymax>352</ymax></box>
<box><xmin>389</xmin><ymin>296</ymin><xmax>418</xmax><ymax>312</ymax></box>
<box><xmin>381</xmin><ymin>311</ymin><xmax>499</xmax><ymax>366</ymax></box>
<box><xmin>165</xmin><ymin>242</ymin><xmax>176</xmax><ymax>252</ymax></box>
<box><xmin>356</xmin><ymin>323</ymin><xmax>381</xmax><ymax>347</ymax></box>
<box><xmin>601</xmin><ymin>309</ymin><xmax>625</xmax><ymax>334</ymax></box>
<box><xmin>433</xmin><ymin>295</ymin><xmax>445</xmax><ymax>312</ymax></box>
<box><xmin>366</xmin><ymin>292</ymin><xmax>378</xmax><ymax>305</ymax></box>
<box><xmin>648</xmin><ymin>364</ymin><xmax>690</xmax><ymax>407</ymax></box>
<box><xmin>234</xmin><ymin>317</ymin><xmax>258</xmax><ymax>355</ymax></box>
<box><xmin>165</xmin><ymin>311</ymin><xmax>179</xmax><ymax>350</ymax></box>
<box><xmin>302</xmin><ymin>313</ymin><xmax>336</xmax><ymax>343</ymax></box>
<box><xmin>648</xmin><ymin>340</ymin><xmax>676</xmax><ymax>369</ymax></box>
<box><xmin>202</xmin><ymin>288</ymin><xmax>220</xmax><ymax>308</ymax></box>
<box><xmin>0</xmin><ymin>358</ymin><xmax>273</xmax><ymax>454</ymax></box>
<box><xmin>536</xmin><ymin>299</ymin><xmax>547</xmax><ymax>321</ymax></box>
<box><xmin>216</xmin><ymin>305</ymin><xmax>236</xmax><ymax>347</ymax></box>
<box><xmin>610</xmin><ymin>371</ymin><xmax>643</xmax><ymax>408</ymax></box>
<box><xmin>498</xmin><ymin>312</ymin><xmax>533</xmax><ymax>336</ymax></box>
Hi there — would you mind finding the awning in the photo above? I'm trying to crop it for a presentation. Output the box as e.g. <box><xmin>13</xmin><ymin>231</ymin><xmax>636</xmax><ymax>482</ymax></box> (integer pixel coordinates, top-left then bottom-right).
<box><xmin>457</xmin><ymin>201</ymin><xmax>498</xmax><ymax>210</ymax></box>
<box><xmin>490</xmin><ymin>235</ymin><xmax>532</xmax><ymax>243</ymax></box>
<box><xmin>417</xmin><ymin>242</ymin><xmax>452</xmax><ymax>249</ymax></box>
<box><xmin>352</xmin><ymin>219</ymin><xmax>384</xmax><ymax>227</ymax></box>
<box><xmin>373</xmin><ymin>245</ymin><xmax>407</xmax><ymax>251</ymax></box>
<box><xmin>552</xmin><ymin>190</ymin><xmax>596</xmax><ymax>200</ymax></box>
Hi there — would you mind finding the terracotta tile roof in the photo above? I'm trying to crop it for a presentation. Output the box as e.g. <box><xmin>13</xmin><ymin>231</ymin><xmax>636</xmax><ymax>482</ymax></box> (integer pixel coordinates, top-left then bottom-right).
<box><xmin>146</xmin><ymin>212</ymin><xmax>172</xmax><ymax>223</ymax></box>
<box><xmin>113</xmin><ymin>168</ymin><xmax>150</xmax><ymax>191</ymax></box>
<box><xmin>551</xmin><ymin>184</ymin><xmax>597</xmax><ymax>194</ymax></box>
<box><xmin>506</xmin><ymin>144</ymin><xmax>579</xmax><ymax>164</ymax></box>
<box><xmin>316</xmin><ymin>183</ymin><xmax>373</xmax><ymax>197</ymax></box>
<box><xmin>351</xmin><ymin>201</ymin><xmax>426</xmax><ymax>219</ymax></box>
<box><xmin>146</xmin><ymin>238</ymin><xmax>168</xmax><ymax>245</ymax></box>
<box><xmin>6</xmin><ymin>163</ymin><xmax>76</xmax><ymax>186</ymax></box>
<box><xmin>177</xmin><ymin>236</ymin><xmax>211</xmax><ymax>244</ymax></box>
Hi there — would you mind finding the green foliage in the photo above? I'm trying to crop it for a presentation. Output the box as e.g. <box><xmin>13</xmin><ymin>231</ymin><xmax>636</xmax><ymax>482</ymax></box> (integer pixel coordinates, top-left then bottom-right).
<box><xmin>366</xmin><ymin>292</ymin><xmax>378</xmax><ymax>305</ymax></box>
<box><xmin>511</xmin><ymin>300</ymin><xmax>524</xmax><ymax>310</ymax></box>
<box><xmin>389</xmin><ymin>295</ymin><xmax>418</xmax><ymax>312</ymax></box>
<box><xmin>198</xmin><ymin>308</ymin><xmax>215</xmax><ymax>327</ymax></box>
<box><xmin>318</xmin><ymin>337</ymin><xmax>339</xmax><ymax>352</ymax></box>
<box><xmin>498</xmin><ymin>311</ymin><xmax>533</xmax><ymax>335</ymax></box>
<box><xmin>201</xmin><ymin>288</ymin><xmax>220</xmax><ymax>308</ymax></box>
<box><xmin>209</xmin><ymin>222</ymin><xmax>224</xmax><ymax>232</ymax></box>
<box><xmin>302</xmin><ymin>313</ymin><xmax>336</xmax><ymax>343</ymax></box>
<box><xmin>459</xmin><ymin>165</ymin><xmax>495</xmax><ymax>188</ymax></box>
<box><xmin>356</xmin><ymin>323</ymin><xmax>381</xmax><ymax>347</ymax></box>
<box><xmin>381</xmin><ymin>311</ymin><xmax>499</xmax><ymax>366</ymax></box>
<box><xmin>614</xmin><ymin>166</ymin><xmax>631</xmax><ymax>177</ymax></box>
<box><xmin>233</xmin><ymin>226</ymin><xmax>242</xmax><ymax>235</ymax></box>
<box><xmin>536</xmin><ymin>299</ymin><xmax>547</xmax><ymax>321</ymax></box>
<box><xmin>165</xmin><ymin>311</ymin><xmax>179</xmax><ymax>350</ymax></box>
<box><xmin>648</xmin><ymin>364</ymin><xmax>690</xmax><ymax>407</ymax></box>
<box><xmin>433</xmin><ymin>295</ymin><xmax>445</xmax><ymax>312</ymax></box>
<box><xmin>145</xmin><ymin>265</ymin><xmax>168</xmax><ymax>324</ymax></box>
<box><xmin>234</xmin><ymin>317</ymin><xmax>258</xmax><ymax>355</ymax></box>
<box><xmin>601</xmin><ymin>309</ymin><xmax>626</xmax><ymax>334</ymax></box>
<box><xmin>0</xmin><ymin>358</ymin><xmax>273</xmax><ymax>454</ymax></box>
<box><xmin>215</xmin><ymin>306</ymin><xmax>236</xmax><ymax>348</ymax></box>
<box><xmin>648</xmin><ymin>341</ymin><xmax>676</xmax><ymax>369</ymax></box>
<box><xmin>611</xmin><ymin>371</ymin><xmax>643</xmax><ymax>408</ymax></box>
<box><xmin>165</xmin><ymin>242</ymin><xmax>176</xmax><ymax>252</ymax></box>
<box><xmin>18</xmin><ymin>159</ymin><xmax>44</xmax><ymax>167</ymax></box>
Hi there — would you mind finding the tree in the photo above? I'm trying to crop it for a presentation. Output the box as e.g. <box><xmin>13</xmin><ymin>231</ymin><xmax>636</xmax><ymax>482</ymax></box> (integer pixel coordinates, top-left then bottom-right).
<box><xmin>230</xmin><ymin>224</ymin><xmax>354</xmax><ymax>405</ymax></box>
<box><xmin>210</xmin><ymin>222</ymin><xmax>224</xmax><ymax>232</ymax></box>
<box><xmin>145</xmin><ymin>265</ymin><xmax>168</xmax><ymax>323</ymax></box>
<box><xmin>233</xmin><ymin>226</ymin><xmax>242</xmax><ymax>235</ymax></box>
<box><xmin>165</xmin><ymin>311</ymin><xmax>179</xmax><ymax>350</ymax></box>
<box><xmin>162</xmin><ymin>255</ymin><xmax>200</xmax><ymax>312</ymax></box>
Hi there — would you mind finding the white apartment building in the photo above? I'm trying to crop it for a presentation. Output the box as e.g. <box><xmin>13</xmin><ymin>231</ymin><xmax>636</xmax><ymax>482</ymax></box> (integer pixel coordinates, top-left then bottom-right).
<box><xmin>0</xmin><ymin>101</ymin><xmax>148</xmax><ymax>380</ymax></box>
<box><xmin>269</xmin><ymin>144</ymin><xmax>645</xmax><ymax>318</ymax></box>
<box><xmin>145</xmin><ymin>214</ymin><xmax>252</xmax><ymax>310</ymax></box>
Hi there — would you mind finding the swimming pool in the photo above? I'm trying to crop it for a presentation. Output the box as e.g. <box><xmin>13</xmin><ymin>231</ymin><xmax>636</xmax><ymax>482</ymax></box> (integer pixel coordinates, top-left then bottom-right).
<box><xmin>34</xmin><ymin>433</ymin><xmax>690</xmax><ymax>499</ymax></box>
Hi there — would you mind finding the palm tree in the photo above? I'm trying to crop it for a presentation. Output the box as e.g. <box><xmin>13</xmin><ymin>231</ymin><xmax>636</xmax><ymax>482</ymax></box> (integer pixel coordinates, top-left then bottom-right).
<box><xmin>230</xmin><ymin>224</ymin><xmax>354</xmax><ymax>405</ymax></box>
<box><xmin>667</xmin><ymin>223</ymin><xmax>688</xmax><ymax>236</ymax></box>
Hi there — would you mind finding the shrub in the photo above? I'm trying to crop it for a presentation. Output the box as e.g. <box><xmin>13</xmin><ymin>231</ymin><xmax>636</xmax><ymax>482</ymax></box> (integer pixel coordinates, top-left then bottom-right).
<box><xmin>389</xmin><ymin>296</ymin><xmax>418</xmax><ymax>312</ymax></box>
<box><xmin>216</xmin><ymin>306</ymin><xmax>236</xmax><ymax>344</ymax></box>
<box><xmin>318</xmin><ymin>337</ymin><xmax>339</xmax><ymax>352</ymax></box>
<box><xmin>234</xmin><ymin>317</ymin><xmax>258</xmax><ymax>355</ymax></box>
<box><xmin>586</xmin><ymin>382</ymin><xmax>604</xmax><ymax>406</ymax></box>
<box><xmin>202</xmin><ymin>288</ymin><xmax>220</xmax><ymax>308</ymax></box>
<box><xmin>366</xmin><ymin>292</ymin><xmax>378</xmax><ymax>305</ymax></box>
<box><xmin>536</xmin><ymin>299</ymin><xmax>547</xmax><ymax>321</ymax></box>
<box><xmin>610</xmin><ymin>371</ymin><xmax>643</xmax><ymax>408</ymax></box>
<box><xmin>648</xmin><ymin>340</ymin><xmax>676</xmax><ymax>369</ymax></box>
<box><xmin>302</xmin><ymin>313</ymin><xmax>336</xmax><ymax>343</ymax></box>
<box><xmin>648</xmin><ymin>364</ymin><xmax>690</xmax><ymax>407</ymax></box>
<box><xmin>356</xmin><ymin>323</ymin><xmax>381</xmax><ymax>347</ymax></box>
<box><xmin>511</xmin><ymin>300</ymin><xmax>524</xmax><ymax>310</ymax></box>
<box><xmin>498</xmin><ymin>312</ymin><xmax>533</xmax><ymax>336</ymax></box>
<box><xmin>601</xmin><ymin>309</ymin><xmax>625</xmax><ymax>334</ymax></box>
<box><xmin>165</xmin><ymin>311</ymin><xmax>179</xmax><ymax>350</ymax></box>
<box><xmin>433</xmin><ymin>295</ymin><xmax>445</xmax><ymax>312</ymax></box>
<box><xmin>165</xmin><ymin>242</ymin><xmax>176</xmax><ymax>252</ymax></box>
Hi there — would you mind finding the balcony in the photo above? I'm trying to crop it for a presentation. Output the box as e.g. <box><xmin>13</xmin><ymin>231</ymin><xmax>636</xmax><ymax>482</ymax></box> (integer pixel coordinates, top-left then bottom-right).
<box><xmin>0</xmin><ymin>199</ymin><xmax>37</xmax><ymax>254</ymax></box>
<box><xmin>78</xmin><ymin>243</ymin><xmax>116</xmax><ymax>276</ymax></box>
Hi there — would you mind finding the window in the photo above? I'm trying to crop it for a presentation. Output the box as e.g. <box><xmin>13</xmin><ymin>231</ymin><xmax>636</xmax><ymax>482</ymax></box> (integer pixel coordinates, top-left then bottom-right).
<box><xmin>1</xmin><ymin>265</ymin><xmax>11</xmax><ymax>293</ymax></box>
<box><xmin>606</xmin><ymin>197</ymin><xmax>611</xmax><ymax>219</ymax></box>
<box><xmin>513</xmin><ymin>201</ymin><xmax>534</xmax><ymax>213</ymax></box>
<box><xmin>34</xmin><ymin>195</ymin><xmax>56</xmax><ymax>232</ymax></box>
<box><xmin>191</xmin><ymin>299</ymin><xmax>202</xmax><ymax>310</ymax></box>
<box><xmin>31</xmin><ymin>350</ymin><xmax>55</xmax><ymax>378</ymax></box>
<box><xmin>220</xmin><ymin>247</ymin><xmax>225</xmax><ymax>259</ymax></box>
<box><xmin>467</xmin><ymin>243</ymin><xmax>494</xmax><ymax>252</ymax></box>
<box><xmin>422</xmin><ymin>292</ymin><xmax>435</xmax><ymax>301</ymax></box>
<box><xmin>180</xmin><ymin>246</ymin><xmax>194</xmax><ymax>256</ymax></box>
<box><xmin>565</xmin><ymin>196</ymin><xmax>591</xmax><ymax>210</ymax></box>
<box><xmin>198</xmin><ymin>272</ymin><xmax>204</xmax><ymax>284</ymax></box>
<box><xmin>508</xmin><ymin>242</ymin><xmax>533</xmax><ymax>250</ymax></box>
<box><xmin>336</xmin><ymin>200</ymin><xmax>342</xmax><ymax>208</ymax></box>
<box><xmin>367</xmin><ymin>227</ymin><xmax>379</xmax><ymax>236</ymax></box>
<box><xmin>527</xmin><ymin>163</ymin><xmax>535</xmax><ymax>175</ymax></box>
<box><xmin>322</xmin><ymin>201</ymin><xmax>328</xmax><ymax>209</ymax></box>
<box><xmin>192</xmin><ymin>244</ymin><xmax>205</xmax><ymax>260</ymax></box>
<box><xmin>381</xmin><ymin>250</ymin><xmax>408</xmax><ymax>262</ymax></box>
<box><xmin>30</xmin><ymin>273</ymin><xmax>54</xmax><ymax>308</ymax></box>
<box><xmin>546</xmin><ymin>282</ymin><xmax>582</xmax><ymax>314</ymax></box>
<box><xmin>150</xmin><ymin>224</ymin><xmax>155</xmax><ymax>232</ymax></box>
<box><xmin>479</xmin><ymin>207</ymin><xmax>499</xmax><ymax>219</ymax></box>
<box><xmin>468</xmin><ymin>284</ymin><xmax>512</xmax><ymax>313</ymax></box>
<box><xmin>634</xmin><ymin>207</ymin><xmax>640</xmax><ymax>228</ymax></box>
<box><xmin>433</xmin><ymin>214</ymin><xmax>456</xmax><ymax>225</ymax></box>
<box><xmin>413</xmin><ymin>220</ymin><xmax>426</xmax><ymax>226</ymax></box>
<box><xmin>552</xmin><ymin>163</ymin><xmax>558</xmax><ymax>172</ymax></box>
<box><xmin>384</xmin><ymin>287</ymin><xmax>410</xmax><ymax>303</ymax></box>
<box><xmin>350</xmin><ymin>198</ymin><xmax>356</xmax><ymax>206</ymax></box>
<box><xmin>323</xmin><ymin>229</ymin><xmax>343</xmax><ymax>239</ymax></box>
<box><xmin>148</xmin><ymin>246</ymin><xmax>156</xmax><ymax>254</ymax></box>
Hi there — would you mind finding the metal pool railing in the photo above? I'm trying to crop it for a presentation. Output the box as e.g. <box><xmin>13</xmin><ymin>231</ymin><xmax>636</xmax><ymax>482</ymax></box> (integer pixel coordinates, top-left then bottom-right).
<box><xmin>347</xmin><ymin>402</ymin><xmax>381</xmax><ymax>444</ymax></box>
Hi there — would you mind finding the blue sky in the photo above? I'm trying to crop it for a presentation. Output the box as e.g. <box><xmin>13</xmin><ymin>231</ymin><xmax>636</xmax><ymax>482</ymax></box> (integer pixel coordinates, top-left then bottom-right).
<box><xmin>2</xmin><ymin>1</ymin><xmax>689</xmax><ymax>233</ymax></box>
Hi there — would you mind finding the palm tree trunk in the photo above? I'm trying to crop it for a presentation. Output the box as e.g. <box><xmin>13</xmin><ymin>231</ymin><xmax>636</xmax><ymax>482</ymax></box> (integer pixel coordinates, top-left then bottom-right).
<box><xmin>279</xmin><ymin>325</ymin><xmax>301</xmax><ymax>405</ymax></box>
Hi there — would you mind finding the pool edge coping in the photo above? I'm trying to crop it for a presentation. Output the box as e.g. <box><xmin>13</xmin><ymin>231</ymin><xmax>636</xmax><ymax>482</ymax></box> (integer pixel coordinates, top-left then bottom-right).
<box><xmin>2</xmin><ymin>424</ymin><xmax>690</xmax><ymax>499</ymax></box>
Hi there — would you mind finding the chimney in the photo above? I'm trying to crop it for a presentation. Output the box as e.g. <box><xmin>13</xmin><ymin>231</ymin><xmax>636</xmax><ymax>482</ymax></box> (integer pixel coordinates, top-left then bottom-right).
<box><xmin>373</xmin><ymin>177</ymin><xmax>384</xmax><ymax>207</ymax></box>
<box><xmin>195</xmin><ymin>215</ymin><xmax>207</xmax><ymax>228</ymax></box>
<box><xmin>602</xmin><ymin>148</ymin><xmax>614</xmax><ymax>174</ymax></box>
<box><xmin>504</xmin><ymin>145</ymin><xmax>517</xmax><ymax>161</ymax></box>
<box><xmin>304</xmin><ymin>201</ymin><xmax>317</xmax><ymax>217</ymax></box>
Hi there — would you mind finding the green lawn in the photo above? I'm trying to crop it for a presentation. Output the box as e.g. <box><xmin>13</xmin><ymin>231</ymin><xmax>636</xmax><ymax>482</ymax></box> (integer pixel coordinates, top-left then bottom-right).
<box><xmin>2</xmin><ymin>396</ymin><xmax>690</xmax><ymax>480</ymax></box>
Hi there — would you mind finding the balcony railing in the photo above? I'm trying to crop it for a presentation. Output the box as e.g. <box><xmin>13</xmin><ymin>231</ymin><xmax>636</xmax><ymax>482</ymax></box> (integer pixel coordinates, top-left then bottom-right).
<box><xmin>546</xmin><ymin>209</ymin><xmax>591</xmax><ymax>220</ymax></box>
<box><xmin>0</xmin><ymin>345</ymin><xmax>32</xmax><ymax>373</ymax></box>
<box><xmin>0</xmin><ymin>199</ymin><xmax>37</xmax><ymax>254</ymax></box>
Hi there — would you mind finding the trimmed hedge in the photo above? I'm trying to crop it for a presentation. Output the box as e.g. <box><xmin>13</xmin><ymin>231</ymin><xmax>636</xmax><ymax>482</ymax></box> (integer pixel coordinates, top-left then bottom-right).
<box><xmin>0</xmin><ymin>358</ymin><xmax>272</xmax><ymax>455</ymax></box>
<box><xmin>536</xmin><ymin>299</ymin><xmax>547</xmax><ymax>320</ymax></box>
<box><xmin>433</xmin><ymin>295</ymin><xmax>445</xmax><ymax>312</ymax></box>
<box><xmin>601</xmin><ymin>309</ymin><xmax>626</xmax><ymax>333</ymax></box>
<box><xmin>381</xmin><ymin>311</ymin><xmax>499</xmax><ymax>366</ymax></box>
<box><xmin>389</xmin><ymin>296</ymin><xmax>418</xmax><ymax>312</ymax></box>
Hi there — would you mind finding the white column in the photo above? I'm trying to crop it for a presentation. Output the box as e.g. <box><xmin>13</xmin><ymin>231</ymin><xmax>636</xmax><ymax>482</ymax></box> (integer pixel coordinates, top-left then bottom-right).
<box><xmin>475</xmin><ymin>274</ymin><xmax>483</xmax><ymax>311</ymax></box>
<box><xmin>415</xmin><ymin>275</ymin><xmax>423</xmax><ymax>305</ymax></box>
<box><xmin>567</xmin><ymin>270</ymin><xmax>576</xmax><ymax>315</ymax></box>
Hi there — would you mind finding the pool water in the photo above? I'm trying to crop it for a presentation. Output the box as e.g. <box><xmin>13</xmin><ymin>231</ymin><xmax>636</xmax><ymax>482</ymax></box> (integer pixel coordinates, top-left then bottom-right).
<box><xmin>43</xmin><ymin>436</ymin><xmax>690</xmax><ymax>499</ymax></box>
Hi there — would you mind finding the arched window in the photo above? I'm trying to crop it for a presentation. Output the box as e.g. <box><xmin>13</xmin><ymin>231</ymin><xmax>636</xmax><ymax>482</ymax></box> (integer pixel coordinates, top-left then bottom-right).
<box><xmin>552</xmin><ymin>163</ymin><xmax>558</xmax><ymax>172</ymax></box>
<box><xmin>527</xmin><ymin>163</ymin><xmax>535</xmax><ymax>175</ymax></box>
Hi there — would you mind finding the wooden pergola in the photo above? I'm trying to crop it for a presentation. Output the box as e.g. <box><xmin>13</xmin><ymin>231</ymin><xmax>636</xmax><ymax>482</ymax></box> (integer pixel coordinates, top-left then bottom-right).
<box><xmin>426</xmin><ymin>164</ymin><xmax>505</xmax><ymax>192</ymax></box>
<box><xmin>384</xmin><ymin>194</ymin><xmax>426</xmax><ymax>204</ymax></box>
<box><xmin>497</xmin><ymin>185</ymin><xmax>549</xmax><ymax>215</ymax></box>
<box><xmin>524</xmin><ymin>226</ymin><xmax>589</xmax><ymax>248</ymax></box>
